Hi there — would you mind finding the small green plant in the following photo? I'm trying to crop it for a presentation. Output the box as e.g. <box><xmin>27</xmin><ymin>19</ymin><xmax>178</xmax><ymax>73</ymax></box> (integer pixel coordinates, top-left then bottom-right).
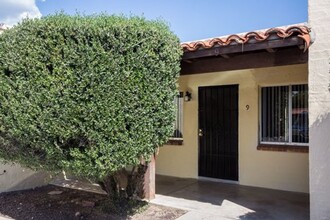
<box><xmin>0</xmin><ymin>13</ymin><xmax>182</xmax><ymax>199</ymax></box>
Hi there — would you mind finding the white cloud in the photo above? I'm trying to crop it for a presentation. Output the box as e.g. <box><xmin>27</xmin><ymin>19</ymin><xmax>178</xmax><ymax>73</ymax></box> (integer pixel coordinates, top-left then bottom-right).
<box><xmin>0</xmin><ymin>0</ymin><xmax>41</xmax><ymax>26</ymax></box>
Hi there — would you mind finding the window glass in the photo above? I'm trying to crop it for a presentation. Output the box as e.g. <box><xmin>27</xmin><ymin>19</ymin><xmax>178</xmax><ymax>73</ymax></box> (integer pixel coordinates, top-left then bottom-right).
<box><xmin>261</xmin><ymin>86</ymin><xmax>289</xmax><ymax>143</ymax></box>
<box><xmin>291</xmin><ymin>85</ymin><xmax>309</xmax><ymax>143</ymax></box>
<box><xmin>172</xmin><ymin>92</ymin><xmax>183</xmax><ymax>139</ymax></box>
<box><xmin>261</xmin><ymin>84</ymin><xmax>308</xmax><ymax>144</ymax></box>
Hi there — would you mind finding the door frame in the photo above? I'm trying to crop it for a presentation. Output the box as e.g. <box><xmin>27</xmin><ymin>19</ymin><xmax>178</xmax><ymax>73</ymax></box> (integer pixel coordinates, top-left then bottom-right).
<box><xmin>197</xmin><ymin>84</ymin><xmax>239</xmax><ymax>182</ymax></box>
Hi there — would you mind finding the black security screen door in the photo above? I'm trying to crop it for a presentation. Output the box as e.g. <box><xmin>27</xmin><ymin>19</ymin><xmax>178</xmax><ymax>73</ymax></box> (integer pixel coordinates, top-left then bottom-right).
<box><xmin>198</xmin><ymin>85</ymin><xmax>238</xmax><ymax>181</ymax></box>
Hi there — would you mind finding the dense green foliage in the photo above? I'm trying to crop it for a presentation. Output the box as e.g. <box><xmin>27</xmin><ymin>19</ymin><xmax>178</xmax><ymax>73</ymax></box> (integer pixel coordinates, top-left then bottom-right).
<box><xmin>0</xmin><ymin>14</ymin><xmax>182</xmax><ymax>180</ymax></box>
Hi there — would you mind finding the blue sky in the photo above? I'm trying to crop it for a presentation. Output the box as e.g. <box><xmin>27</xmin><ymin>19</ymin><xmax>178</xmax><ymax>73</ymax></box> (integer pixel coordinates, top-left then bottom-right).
<box><xmin>2</xmin><ymin>0</ymin><xmax>308</xmax><ymax>42</ymax></box>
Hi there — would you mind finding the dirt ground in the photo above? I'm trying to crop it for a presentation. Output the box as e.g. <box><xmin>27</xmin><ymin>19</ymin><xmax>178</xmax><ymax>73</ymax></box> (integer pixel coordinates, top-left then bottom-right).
<box><xmin>0</xmin><ymin>185</ymin><xmax>186</xmax><ymax>220</ymax></box>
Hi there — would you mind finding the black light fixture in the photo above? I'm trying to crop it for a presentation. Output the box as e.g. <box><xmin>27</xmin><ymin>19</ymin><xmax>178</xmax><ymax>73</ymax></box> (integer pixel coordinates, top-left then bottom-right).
<box><xmin>184</xmin><ymin>91</ymin><xmax>192</xmax><ymax>102</ymax></box>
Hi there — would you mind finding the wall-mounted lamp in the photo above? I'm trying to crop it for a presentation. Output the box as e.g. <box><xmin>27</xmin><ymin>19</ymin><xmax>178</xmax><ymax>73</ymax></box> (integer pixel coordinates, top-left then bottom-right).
<box><xmin>184</xmin><ymin>91</ymin><xmax>192</xmax><ymax>102</ymax></box>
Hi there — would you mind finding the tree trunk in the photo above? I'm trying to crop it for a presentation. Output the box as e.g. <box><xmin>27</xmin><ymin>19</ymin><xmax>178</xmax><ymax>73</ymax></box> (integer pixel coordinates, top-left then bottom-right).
<box><xmin>99</xmin><ymin>164</ymin><xmax>148</xmax><ymax>201</ymax></box>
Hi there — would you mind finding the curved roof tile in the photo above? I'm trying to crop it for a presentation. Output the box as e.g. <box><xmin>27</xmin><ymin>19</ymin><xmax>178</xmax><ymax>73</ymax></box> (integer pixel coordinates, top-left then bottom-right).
<box><xmin>181</xmin><ymin>25</ymin><xmax>311</xmax><ymax>52</ymax></box>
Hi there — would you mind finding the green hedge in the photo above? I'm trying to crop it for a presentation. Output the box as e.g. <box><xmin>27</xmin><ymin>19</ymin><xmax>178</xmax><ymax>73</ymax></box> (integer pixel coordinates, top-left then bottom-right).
<box><xmin>0</xmin><ymin>14</ymin><xmax>182</xmax><ymax>179</ymax></box>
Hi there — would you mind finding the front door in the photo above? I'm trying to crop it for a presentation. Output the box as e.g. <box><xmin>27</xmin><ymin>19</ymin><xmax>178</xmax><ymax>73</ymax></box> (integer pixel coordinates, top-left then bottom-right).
<box><xmin>198</xmin><ymin>85</ymin><xmax>238</xmax><ymax>181</ymax></box>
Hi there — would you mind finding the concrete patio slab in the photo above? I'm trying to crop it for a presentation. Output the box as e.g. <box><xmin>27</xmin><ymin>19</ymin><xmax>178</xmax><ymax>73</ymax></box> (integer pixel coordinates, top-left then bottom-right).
<box><xmin>152</xmin><ymin>175</ymin><xmax>309</xmax><ymax>220</ymax></box>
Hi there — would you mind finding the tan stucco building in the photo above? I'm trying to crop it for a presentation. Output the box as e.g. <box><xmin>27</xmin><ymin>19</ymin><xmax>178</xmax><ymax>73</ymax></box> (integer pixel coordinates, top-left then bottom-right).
<box><xmin>157</xmin><ymin>1</ymin><xmax>330</xmax><ymax>217</ymax></box>
<box><xmin>157</xmin><ymin>64</ymin><xmax>309</xmax><ymax>193</ymax></box>
<box><xmin>157</xmin><ymin>25</ymin><xmax>310</xmax><ymax>193</ymax></box>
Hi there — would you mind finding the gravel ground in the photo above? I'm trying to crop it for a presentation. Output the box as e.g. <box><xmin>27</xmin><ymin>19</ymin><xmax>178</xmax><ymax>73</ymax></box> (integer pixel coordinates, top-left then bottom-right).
<box><xmin>0</xmin><ymin>185</ymin><xmax>186</xmax><ymax>220</ymax></box>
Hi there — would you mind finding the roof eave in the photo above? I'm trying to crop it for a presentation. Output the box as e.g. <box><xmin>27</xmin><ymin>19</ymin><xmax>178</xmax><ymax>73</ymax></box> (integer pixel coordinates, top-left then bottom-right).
<box><xmin>181</xmin><ymin>25</ymin><xmax>311</xmax><ymax>60</ymax></box>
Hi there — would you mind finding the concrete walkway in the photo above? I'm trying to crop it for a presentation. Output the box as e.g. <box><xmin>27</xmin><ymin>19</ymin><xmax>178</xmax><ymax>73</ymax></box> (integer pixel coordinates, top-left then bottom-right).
<box><xmin>152</xmin><ymin>175</ymin><xmax>309</xmax><ymax>220</ymax></box>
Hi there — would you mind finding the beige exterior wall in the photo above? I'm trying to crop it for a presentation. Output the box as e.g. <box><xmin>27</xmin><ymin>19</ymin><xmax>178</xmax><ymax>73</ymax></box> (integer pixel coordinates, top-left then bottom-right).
<box><xmin>0</xmin><ymin>161</ymin><xmax>51</xmax><ymax>192</ymax></box>
<box><xmin>308</xmin><ymin>0</ymin><xmax>330</xmax><ymax>218</ymax></box>
<box><xmin>156</xmin><ymin>64</ymin><xmax>309</xmax><ymax>193</ymax></box>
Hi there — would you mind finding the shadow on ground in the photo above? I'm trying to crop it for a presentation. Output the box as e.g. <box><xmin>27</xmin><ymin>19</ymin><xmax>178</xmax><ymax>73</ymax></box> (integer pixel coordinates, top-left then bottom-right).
<box><xmin>0</xmin><ymin>184</ymin><xmax>185</xmax><ymax>220</ymax></box>
<box><xmin>154</xmin><ymin>175</ymin><xmax>309</xmax><ymax>219</ymax></box>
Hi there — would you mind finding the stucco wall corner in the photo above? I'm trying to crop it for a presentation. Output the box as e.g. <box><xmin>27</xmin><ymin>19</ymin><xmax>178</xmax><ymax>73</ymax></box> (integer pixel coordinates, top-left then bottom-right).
<box><xmin>0</xmin><ymin>162</ymin><xmax>52</xmax><ymax>193</ymax></box>
<box><xmin>308</xmin><ymin>0</ymin><xmax>330</xmax><ymax>218</ymax></box>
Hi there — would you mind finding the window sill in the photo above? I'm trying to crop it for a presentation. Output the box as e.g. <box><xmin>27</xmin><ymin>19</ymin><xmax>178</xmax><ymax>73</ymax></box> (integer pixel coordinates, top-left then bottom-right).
<box><xmin>257</xmin><ymin>144</ymin><xmax>308</xmax><ymax>153</ymax></box>
<box><xmin>166</xmin><ymin>139</ymin><xmax>183</xmax><ymax>145</ymax></box>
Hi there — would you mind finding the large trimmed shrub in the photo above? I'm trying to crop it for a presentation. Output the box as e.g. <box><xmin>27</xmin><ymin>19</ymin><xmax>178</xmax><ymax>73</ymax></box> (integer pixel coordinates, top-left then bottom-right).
<box><xmin>0</xmin><ymin>14</ymin><xmax>182</xmax><ymax>197</ymax></box>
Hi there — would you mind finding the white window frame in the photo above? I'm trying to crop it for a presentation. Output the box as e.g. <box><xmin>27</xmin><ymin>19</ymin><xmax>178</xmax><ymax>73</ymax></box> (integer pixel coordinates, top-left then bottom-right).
<box><xmin>259</xmin><ymin>84</ymin><xmax>308</xmax><ymax>146</ymax></box>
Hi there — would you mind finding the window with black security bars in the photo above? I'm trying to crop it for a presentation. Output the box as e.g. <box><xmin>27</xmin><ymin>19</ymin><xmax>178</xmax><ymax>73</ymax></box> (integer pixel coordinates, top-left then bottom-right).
<box><xmin>171</xmin><ymin>92</ymin><xmax>183</xmax><ymax>139</ymax></box>
<box><xmin>261</xmin><ymin>84</ymin><xmax>308</xmax><ymax>144</ymax></box>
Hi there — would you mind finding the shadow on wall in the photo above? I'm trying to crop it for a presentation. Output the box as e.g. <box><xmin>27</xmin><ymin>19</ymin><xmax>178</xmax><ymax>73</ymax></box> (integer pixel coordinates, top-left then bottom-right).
<box><xmin>0</xmin><ymin>163</ymin><xmax>51</xmax><ymax>193</ymax></box>
<box><xmin>310</xmin><ymin>112</ymin><xmax>330</xmax><ymax>143</ymax></box>
<box><xmin>309</xmin><ymin>112</ymin><xmax>330</xmax><ymax>187</ymax></box>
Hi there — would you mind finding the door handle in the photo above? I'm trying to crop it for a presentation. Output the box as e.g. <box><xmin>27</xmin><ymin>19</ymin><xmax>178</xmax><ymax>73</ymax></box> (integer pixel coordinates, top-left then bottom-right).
<box><xmin>198</xmin><ymin>129</ymin><xmax>203</xmax><ymax>137</ymax></box>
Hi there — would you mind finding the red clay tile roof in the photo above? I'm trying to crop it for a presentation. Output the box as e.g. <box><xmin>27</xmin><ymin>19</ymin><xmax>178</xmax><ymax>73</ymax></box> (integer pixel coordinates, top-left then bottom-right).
<box><xmin>181</xmin><ymin>25</ymin><xmax>311</xmax><ymax>52</ymax></box>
